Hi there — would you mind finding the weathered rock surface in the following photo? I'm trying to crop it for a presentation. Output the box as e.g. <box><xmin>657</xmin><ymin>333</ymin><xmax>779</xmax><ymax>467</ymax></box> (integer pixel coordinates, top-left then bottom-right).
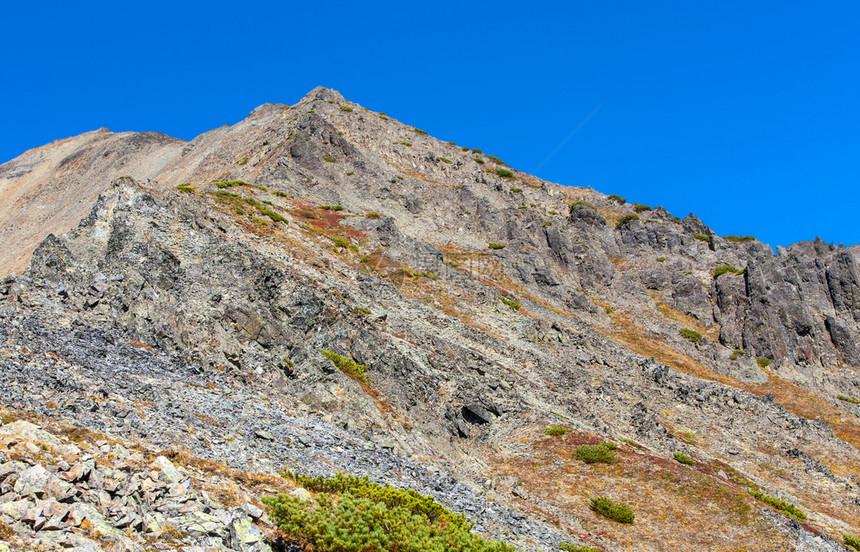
<box><xmin>0</xmin><ymin>87</ymin><xmax>858</xmax><ymax>551</ymax></box>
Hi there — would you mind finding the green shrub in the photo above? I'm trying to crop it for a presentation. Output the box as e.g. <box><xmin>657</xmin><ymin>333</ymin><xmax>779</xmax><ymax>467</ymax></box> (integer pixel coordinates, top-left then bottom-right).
<box><xmin>724</xmin><ymin>234</ymin><xmax>756</xmax><ymax>243</ymax></box>
<box><xmin>366</xmin><ymin>212</ymin><xmax>381</xmax><ymax>219</ymax></box>
<box><xmin>730</xmin><ymin>354</ymin><xmax>738</xmax><ymax>361</ymax></box>
<box><xmin>714</xmin><ymin>264</ymin><xmax>745</xmax><ymax>277</ymax></box>
<box><xmin>615</xmin><ymin>214</ymin><xmax>639</xmax><ymax>228</ymax></box>
<box><xmin>559</xmin><ymin>544</ymin><xmax>600</xmax><ymax>552</ymax></box>
<box><xmin>838</xmin><ymin>394</ymin><xmax>860</xmax><ymax>405</ymax></box>
<box><xmin>500</xmin><ymin>296</ymin><xmax>521</xmax><ymax>310</ymax></box>
<box><xmin>510</xmin><ymin>187</ymin><xmax>523</xmax><ymax>193</ymax></box>
<box><xmin>331</xmin><ymin>236</ymin><xmax>350</xmax><ymax>248</ymax></box>
<box><xmin>576</xmin><ymin>442</ymin><xmax>617</xmax><ymax>464</ymax></box>
<box><xmin>748</xmin><ymin>490</ymin><xmax>806</xmax><ymax>521</ymax></box>
<box><xmin>488</xmin><ymin>243</ymin><xmax>506</xmax><ymax>250</ymax></box>
<box><xmin>757</xmin><ymin>358</ymin><xmax>771</xmax><ymax>368</ymax></box>
<box><xmin>607</xmin><ymin>194</ymin><xmax>626</xmax><ymax>204</ymax></box>
<box><xmin>845</xmin><ymin>534</ymin><xmax>860</xmax><ymax>550</ymax></box>
<box><xmin>495</xmin><ymin>167</ymin><xmax>514</xmax><ymax>178</ymax></box>
<box><xmin>321</xmin><ymin>205</ymin><xmax>345</xmax><ymax>211</ymax></box>
<box><xmin>346</xmin><ymin>171</ymin><xmax>355</xmax><ymax>175</ymax></box>
<box><xmin>471</xmin><ymin>148</ymin><xmax>483</xmax><ymax>154</ymax></box>
<box><xmin>354</xmin><ymin>307</ymin><xmax>371</xmax><ymax>316</ymax></box>
<box><xmin>413</xmin><ymin>128</ymin><xmax>428</xmax><ymax>135</ymax></box>
<box><xmin>679</xmin><ymin>328</ymin><xmax>703</xmax><ymax>343</ymax></box>
<box><xmin>474</xmin><ymin>157</ymin><xmax>485</xmax><ymax>164</ymax></box>
<box><xmin>400</xmin><ymin>141</ymin><xmax>412</xmax><ymax>147</ymax></box>
<box><xmin>237</xmin><ymin>156</ymin><xmax>249</xmax><ymax>165</ymax></box>
<box><xmin>673</xmin><ymin>451</ymin><xmax>695</xmax><ymax>465</ymax></box>
<box><xmin>176</xmin><ymin>184</ymin><xmax>195</xmax><ymax>193</ymax></box>
<box><xmin>656</xmin><ymin>256</ymin><xmax>666</xmax><ymax>262</ymax></box>
<box><xmin>569</xmin><ymin>201</ymin><xmax>595</xmax><ymax>212</ymax></box>
<box><xmin>262</xmin><ymin>484</ymin><xmax>515</xmax><ymax>552</ymax></box>
<box><xmin>439</xmin><ymin>157</ymin><xmax>453</xmax><ymax>164</ymax></box>
<box><xmin>487</xmin><ymin>154</ymin><xmax>504</xmax><ymax>164</ymax></box>
<box><xmin>633</xmin><ymin>203</ymin><xmax>652</xmax><ymax>212</ymax></box>
<box><xmin>671</xmin><ymin>216</ymin><xmax>682</xmax><ymax>223</ymax></box>
<box><xmin>339</xmin><ymin>105</ymin><xmax>353</xmax><ymax>112</ymax></box>
<box><xmin>273</xmin><ymin>190</ymin><xmax>289</xmax><ymax>197</ymax></box>
<box><xmin>320</xmin><ymin>350</ymin><xmax>369</xmax><ymax>383</ymax></box>
<box><xmin>244</xmin><ymin>197</ymin><xmax>286</xmax><ymax>222</ymax></box>
<box><xmin>544</xmin><ymin>425</ymin><xmax>570</xmax><ymax>436</ymax></box>
<box><xmin>215</xmin><ymin>180</ymin><xmax>249</xmax><ymax>189</ymax></box>
<box><xmin>447</xmin><ymin>141</ymin><xmax>456</xmax><ymax>146</ymax></box>
<box><xmin>323</xmin><ymin>156</ymin><xmax>336</xmax><ymax>163</ymax></box>
<box><xmin>548</xmin><ymin>210</ymin><xmax>558</xmax><ymax>215</ymax></box>
<box><xmin>589</xmin><ymin>496</ymin><xmax>634</xmax><ymax>524</ymax></box>
<box><xmin>692</xmin><ymin>233</ymin><xmax>711</xmax><ymax>243</ymax></box>
<box><xmin>605</xmin><ymin>306</ymin><xmax>614</xmax><ymax>314</ymax></box>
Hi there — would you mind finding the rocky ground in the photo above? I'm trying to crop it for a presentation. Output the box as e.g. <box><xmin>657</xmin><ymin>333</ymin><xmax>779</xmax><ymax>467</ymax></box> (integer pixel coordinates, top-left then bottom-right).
<box><xmin>1</xmin><ymin>87</ymin><xmax>859</xmax><ymax>551</ymax></box>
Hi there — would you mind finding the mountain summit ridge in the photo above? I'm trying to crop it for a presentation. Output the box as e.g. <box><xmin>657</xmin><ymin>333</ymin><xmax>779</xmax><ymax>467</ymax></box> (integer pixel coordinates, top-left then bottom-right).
<box><xmin>0</xmin><ymin>88</ymin><xmax>858</xmax><ymax>551</ymax></box>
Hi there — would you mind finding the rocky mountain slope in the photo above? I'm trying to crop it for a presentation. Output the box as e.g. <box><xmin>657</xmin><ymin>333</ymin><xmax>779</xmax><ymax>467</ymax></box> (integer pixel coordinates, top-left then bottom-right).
<box><xmin>1</xmin><ymin>86</ymin><xmax>858</xmax><ymax>551</ymax></box>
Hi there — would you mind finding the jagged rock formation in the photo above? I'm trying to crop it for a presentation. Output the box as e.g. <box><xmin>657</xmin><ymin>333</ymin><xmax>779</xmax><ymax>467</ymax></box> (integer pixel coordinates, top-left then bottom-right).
<box><xmin>0</xmin><ymin>87</ymin><xmax>858</xmax><ymax>551</ymax></box>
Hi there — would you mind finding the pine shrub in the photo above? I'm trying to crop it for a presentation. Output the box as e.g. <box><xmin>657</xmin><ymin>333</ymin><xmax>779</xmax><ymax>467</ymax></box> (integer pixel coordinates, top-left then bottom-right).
<box><xmin>589</xmin><ymin>496</ymin><xmax>634</xmax><ymax>524</ymax></box>
<box><xmin>576</xmin><ymin>441</ymin><xmax>617</xmax><ymax>463</ymax></box>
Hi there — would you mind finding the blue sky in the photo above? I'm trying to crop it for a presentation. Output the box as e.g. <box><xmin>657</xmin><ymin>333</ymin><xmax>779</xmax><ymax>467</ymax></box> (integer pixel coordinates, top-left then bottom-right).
<box><xmin>2</xmin><ymin>1</ymin><xmax>858</xmax><ymax>248</ymax></box>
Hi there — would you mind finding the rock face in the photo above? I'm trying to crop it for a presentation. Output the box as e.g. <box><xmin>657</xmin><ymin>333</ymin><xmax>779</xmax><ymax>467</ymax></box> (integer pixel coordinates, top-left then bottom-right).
<box><xmin>0</xmin><ymin>87</ymin><xmax>859</xmax><ymax>551</ymax></box>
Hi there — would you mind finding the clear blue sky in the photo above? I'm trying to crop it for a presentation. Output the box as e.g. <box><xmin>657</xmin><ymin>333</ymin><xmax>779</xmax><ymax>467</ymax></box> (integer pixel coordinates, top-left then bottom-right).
<box><xmin>3</xmin><ymin>1</ymin><xmax>858</xmax><ymax>248</ymax></box>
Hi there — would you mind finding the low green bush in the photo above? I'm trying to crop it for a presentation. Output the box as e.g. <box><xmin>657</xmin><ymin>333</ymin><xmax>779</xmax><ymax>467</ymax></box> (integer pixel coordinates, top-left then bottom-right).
<box><xmin>500</xmin><ymin>296</ymin><xmax>521</xmax><ymax>310</ymax></box>
<box><xmin>673</xmin><ymin>451</ymin><xmax>695</xmax><ymax>465</ymax></box>
<box><xmin>215</xmin><ymin>180</ymin><xmax>249</xmax><ymax>189</ymax></box>
<box><xmin>176</xmin><ymin>184</ymin><xmax>195</xmax><ymax>193</ymax></box>
<box><xmin>354</xmin><ymin>307</ymin><xmax>371</xmax><ymax>316</ymax></box>
<box><xmin>440</xmin><ymin>157</ymin><xmax>453</xmax><ymax>164</ymax></box>
<box><xmin>845</xmin><ymin>534</ymin><xmax>860</xmax><ymax>550</ymax></box>
<box><xmin>320</xmin><ymin>350</ymin><xmax>369</xmax><ymax>383</ymax></box>
<box><xmin>838</xmin><ymin>394</ymin><xmax>860</xmax><ymax>405</ymax></box>
<box><xmin>366</xmin><ymin>212</ymin><xmax>381</xmax><ymax>219</ymax></box>
<box><xmin>714</xmin><ymin>265</ymin><xmax>745</xmax><ymax>277</ymax></box>
<box><xmin>488</xmin><ymin>243</ymin><xmax>506</xmax><ymax>250</ymax></box>
<box><xmin>656</xmin><ymin>256</ymin><xmax>666</xmax><ymax>262</ymax></box>
<box><xmin>748</xmin><ymin>490</ymin><xmax>806</xmax><ymax>521</ymax></box>
<box><xmin>339</xmin><ymin>105</ymin><xmax>353</xmax><ymax>112</ymax></box>
<box><xmin>615</xmin><ymin>214</ymin><xmax>639</xmax><ymax>228</ymax></box>
<box><xmin>559</xmin><ymin>544</ymin><xmax>600</xmax><ymax>552</ymax></box>
<box><xmin>400</xmin><ymin>141</ymin><xmax>412</xmax><ymax>147</ymax></box>
<box><xmin>510</xmin><ymin>187</ymin><xmax>523</xmax><ymax>193</ymax></box>
<box><xmin>576</xmin><ymin>441</ymin><xmax>617</xmax><ymax>464</ymax></box>
<box><xmin>607</xmin><ymin>194</ymin><xmax>626</xmax><ymax>204</ymax></box>
<box><xmin>262</xmin><ymin>474</ymin><xmax>516</xmax><ymax>552</ymax></box>
<box><xmin>487</xmin><ymin>154</ymin><xmax>504</xmax><ymax>164</ymax></box>
<box><xmin>321</xmin><ymin>205</ymin><xmax>345</xmax><ymax>211</ymax></box>
<box><xmin>589</xmin><ymin>496</ymin><xmax>634</xmax><ymax>524</ymax></box>
<box><xmin>757</xmin><ymin>358</ymin><xmax>771</xmax><ymax>368</ymax></box>
<box><xmin>569</xmin><ymin>201</ymin><xmax>595</xmax><ymax>212</ymax></box>
<box><xmin>724</xmin><ymin>234</ymin><xmax>756</xmax><ymax>243</ymax></box>
<box><xmin>692</xmin><ymin>233</ymin><xmax>711</xmax><ymax>243</ymax></box>
<box><xmin>495</xmin><ymin>167</ymin><xmax>514</xmax><ymax>178</ymax></box>
<box><xmin>605</xmin><ymin>306</ymin><xmax>614</xmax><ymax>314</ymax></box>
<box><xmin>633</xmin><ymin>203</ymin><xmax>652</xmax><ymax>212</ymax></box>
<box><xmin>331</xmin><ymin>236</ymin><xmax>350</xmax><ymax>248</ymax></box>
<box><xmin>544</xmin><ymin>425</ymin><xmax>570</xmax><ymax>436</ymax></box>
<box><xmin>474</xmin><ymin>157</ymin><xmax>485</xmax><ymax>164</ymax></box>
<box><xmin>323</xmin><ymin>156</ymin><xmax>336</xmax><ymax>163</ymax></box>
<box><xmin>471</xmin><ymin>148</ymin><xmax>483</xmax><ymax>154</ymax></box>
<box><xmin>679</xmin><ymin>328</ymin><xmax>702</xmax><ymax>343</ymax></box>
<box><xmin>413</xmin><ymin>128</ymin><xmax>428</xmax><ymax>135</ymax></box>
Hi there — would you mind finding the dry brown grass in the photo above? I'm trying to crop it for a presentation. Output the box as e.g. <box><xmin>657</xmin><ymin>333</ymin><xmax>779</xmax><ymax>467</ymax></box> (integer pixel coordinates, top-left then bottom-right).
<box><xmin>650</xmin><ymin>292</ymin><xmax>721</xmax><ymax>342</ymax></box>
<box><xmin>491</xmin><ymin>427</ymin><xmax>793</xmax><ymax>552</ymax></box>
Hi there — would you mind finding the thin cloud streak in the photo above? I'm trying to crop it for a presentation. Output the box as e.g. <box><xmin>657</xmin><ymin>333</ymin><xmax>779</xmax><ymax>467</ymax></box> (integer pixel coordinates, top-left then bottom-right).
<box><xmin>534</xmin><ymin>105</ymin><xmax>602</xmax><ymax>173</ymax></box>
